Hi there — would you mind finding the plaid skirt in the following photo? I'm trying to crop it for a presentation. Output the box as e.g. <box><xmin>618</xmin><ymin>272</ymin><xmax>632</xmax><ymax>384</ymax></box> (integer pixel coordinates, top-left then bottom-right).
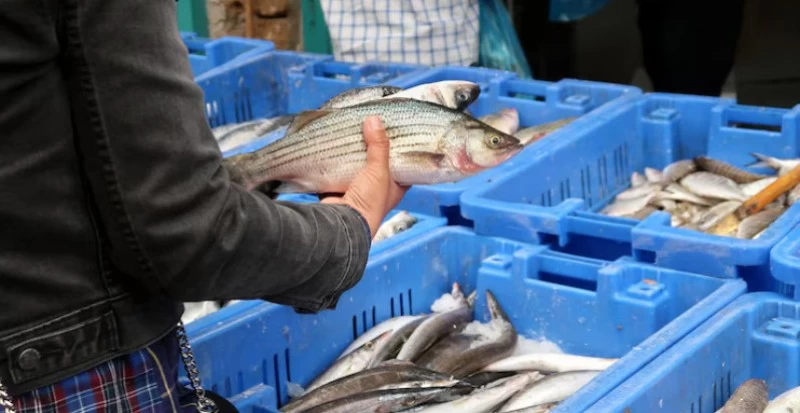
<box><xmin>9</xmin><ymin>329</ymin><xmax>198</xmax><ymax>413</ymax></box>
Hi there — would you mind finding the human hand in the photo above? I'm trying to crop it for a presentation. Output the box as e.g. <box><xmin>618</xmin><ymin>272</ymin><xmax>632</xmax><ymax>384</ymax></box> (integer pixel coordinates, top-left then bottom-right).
<box><xmin>320</xmin><ymin>116</ymin><xmax>408</xmax><ymax>238</ymax></box>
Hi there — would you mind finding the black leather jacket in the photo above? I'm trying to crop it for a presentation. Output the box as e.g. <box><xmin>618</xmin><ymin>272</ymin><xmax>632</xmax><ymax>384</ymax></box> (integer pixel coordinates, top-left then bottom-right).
<box><xmin>0</xmin><ymin>0</ymin><xmax>370</xmax><ymax>395</ymax></box>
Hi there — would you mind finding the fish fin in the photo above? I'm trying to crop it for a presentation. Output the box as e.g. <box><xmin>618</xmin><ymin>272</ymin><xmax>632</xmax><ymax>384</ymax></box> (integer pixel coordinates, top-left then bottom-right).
<box><xmin>272</xmin><ymin>180</ymin><xmax>319</xmax><ymax>194</ymax></box>
<box><xmin>402</xmin><ymin>151</ymin><xmax>448</xmax><ymax>168</ymax></box>
<box><xmin>747</xmin><ymin>152</ymin><xmax>775</xmax><ymax>169</ymax></box>
<box><xmin>285</xmin><ymin>110</ymin><xmax>334</xmax><ymax>135</ymax></box>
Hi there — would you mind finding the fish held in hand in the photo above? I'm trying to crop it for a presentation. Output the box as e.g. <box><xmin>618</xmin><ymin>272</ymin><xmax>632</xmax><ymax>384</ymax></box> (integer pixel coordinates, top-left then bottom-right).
<box><xmin>225</xmin><ymin>98</ymin><xmax>523</xmax><ymax>193</ymax></box>
<box><xmin>718</xmin><ymin>379</ymin><xmax>768</xmax><ymax>413</ymax></box>
<box><xmin>373</xmin><ymin>211</ymin><xmax>418</xmax><ymax>243</ymax></box>
<box><xmin>680</xmin><ymin>172</ymin><xmax>748</xmax><ymax>201</ymax></box>
<box><xmin>694</xmin><ymin>156</ymin><xmax>768</xmax><ymax>184</ymax></box>
<box><xmin>479</xmin><ymin>108</ymin><xmax>520</xmax><ymax>135</ymax></box>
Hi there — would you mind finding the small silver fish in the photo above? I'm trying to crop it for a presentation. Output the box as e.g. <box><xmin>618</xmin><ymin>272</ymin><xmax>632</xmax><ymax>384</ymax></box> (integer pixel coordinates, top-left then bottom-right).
<box><xmin>479</xmin><ymin>108</ymin><xmax>520</xmax><ymax>135</ymax></box>
<box><xmin>659</xmin><ymin>184</ymin><xmax>715</xmax><ymax>206</ymax></box>
<box><xmin>385</xmin><ymin>81</ymin><xmax>482</xmax><ymax>111</ymax></box>
<box><xmin>697</xmin><ymin>201</ymin><xmax>742</xmax><ymax>232</ymax></box>
<box><xmin>615</xmin><ymin>183</ymin><xmax>662</xmax><ymax>201</ymax></box>
<box><xmin>497</xmin><ymin>371</ymin><xmax>600</xmax><ymax>412</ymax></box>
<box><xmin>396</xmin><ymin>289</ymin><xmax>472</xmax><ymax>361</ymax></box>
<box><xmin>662</xmin><ymin>159</ymin><xmax>697</xmax><ymax>182</ymax></box>
<box><xmin>514</xmin><ymin>118</ymin><xmax>576</xmax><ymax>146</ymax></box>
<box><xmin>740</xmin><ymin>177</ymin><xmax>778</xmax><ymax>198</ymax></box>
<box><xmin>694</xmin><ymin>156</ymin><xmax>768</xmax><ymax>184</ymax></box>
<box><xmin>644</xmin><ymin>167</ymin><xmax>664</xmax><ymax>183</ymax></box>
<box><xmin>765</xmin><ymin>385</ymin><xmax>800</xmax><ymax>413</ymax></box>
<box><xmin>655</xmin><ymin>198</ymin><xmax>678</xmax><ymax>211</ymax></box>
<box><xmin>480</xmin><ymin>353</ymin><xmax>617</xmax><ymax>374</ymax></box>
<box><xmin>630</xmin><ymin>172</ymin><xmax>648</xmax><ymax>187</ymax></box>
<box><xmin>737</xmin><ymin>207</ymin><xmax>784</xmax><ymax>239</ymax></box>
<box><xmin>601</xmin><ymin>193</ymin><xmax>656</xmax><ymax>217</ymax></box>
<box><xmin>680</xmin><ymin>172</ymin><xmax>748</xmax><ymax>201</ymax></box>
<box><xmin>718</xmin><ymin>379</ymin><xmax>768</xmax><ymax>413</ymax></box>
<box><xmin>319</xmin><ymin>85</ymin><xmax>404</xmax><ymax>109</ymax></box>
<box><xmin>624</xmin><ymin>206</ymin><xmax>658</xmax><ymax>221</ymax></box>
<box><xmin>749</xmin><ymin>153</ymin><xmax>800</xmax><ymax>176</ymax></box>
<box><xmin>413</xmin><ymin>373</ymin><xmax>538</xmax><ymax>413</ymax></box>
<box><xmin>373</xmin><ymin>211</ymin><xmax>418</xmax><ymax>243</ymax></box>
<box><xmin>305</xmin><ymin>331</ymin><xmax>393</xmax><ymax>392</ymax></box>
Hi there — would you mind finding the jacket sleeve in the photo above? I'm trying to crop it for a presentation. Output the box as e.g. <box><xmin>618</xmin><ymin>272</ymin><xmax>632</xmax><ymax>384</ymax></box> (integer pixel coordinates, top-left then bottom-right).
<box><xmin>61</xmin><ymin>0</ymin><xmax>371</xmax><ymax>312</ymax></box>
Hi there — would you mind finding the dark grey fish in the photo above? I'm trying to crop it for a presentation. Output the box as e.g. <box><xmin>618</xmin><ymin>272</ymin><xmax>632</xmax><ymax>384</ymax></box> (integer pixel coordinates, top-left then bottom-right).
<box><xmin>367</xmin><ymin>315</ymin><xmax>430</xmax><ymax>367</ymax></box>
<box><xmin>416</xmin><ymin>290</ymin><xmax>517</xmax><ymax>377</ymax></box>
<box><xmin>464</xmin><ymin>371</ymin><xmax>517</xmax><ymax>388</ymax></box>
<box><xmin>737</xmin><ymin>207</ymin><xmax>784</xmax><ymax>239</ymax></box>
<box><xmin>280</xmin><ymin>362</ymin><xmax>454</xmax><ymax>413</ymax></box>
<box><xmin>299</xmin><ymin>386</ymin><xmax>473</xmax><ymax>413</ymax></box>
<box><xmin>694</xmin><ymin>156</ymin><xmax>769</xmax><ymax>184</ymax></box>
<box><xmin>396</xmin><ymin>295</ymin><xmax>473</xmax><ymax>361</ymax></box>
<box><xmin>719</xmin><ymin>379</ymin><xmax>768</xmax><ymax>413</ymax></box>
<box><xmin>662</xmin><ymin>159</ymin><xmax>698</xmax><ymax>182</ymax></box>
<box><xmin>319</xmin><ymin>85</ymin><xmax>403</xmax><ymax>109</ymax></box>
<box><xmin>305</xmin><ymin>331</ymin><xmax>393</xmax><ymax>392</ymax></box>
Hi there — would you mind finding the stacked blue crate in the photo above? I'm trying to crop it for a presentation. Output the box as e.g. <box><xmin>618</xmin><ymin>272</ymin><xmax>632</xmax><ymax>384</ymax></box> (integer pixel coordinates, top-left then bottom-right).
<box><xmin>462</xmin><ymin>94</ymin><xmax>800</xmax><ymax>296</ymax></box>
<box><xmin>185</xmin><ymin>227</ymin><xmax>745</xmax><ymax>412</ymax></box>
<box><xmin>180</xmin><ymin>32</ymin><xmax>275</xmax><ymax>78</ymax></box>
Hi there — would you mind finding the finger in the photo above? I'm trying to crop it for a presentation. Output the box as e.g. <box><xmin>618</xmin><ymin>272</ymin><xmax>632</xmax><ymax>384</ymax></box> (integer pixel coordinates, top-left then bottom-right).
<box><xmin>363</xmin><ymin>116</ymin><xmax>390</xmax><ymax>169</ymax></box>
<box><xmin>386</xmin><ymin>183</ymin><xmax>409</xmax><ymax>210</ymax></box>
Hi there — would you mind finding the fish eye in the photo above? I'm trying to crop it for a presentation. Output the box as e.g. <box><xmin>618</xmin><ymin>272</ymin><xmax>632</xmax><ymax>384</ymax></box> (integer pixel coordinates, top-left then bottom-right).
<box><xmin>490</xmin><ymin>135</ymin><xmax>501</xmax><ymax>145</ymax></box>
<box><xmin>457</xmin><ymin>91</ymin><xmax>469</xmax><ymax>102</ymax></box>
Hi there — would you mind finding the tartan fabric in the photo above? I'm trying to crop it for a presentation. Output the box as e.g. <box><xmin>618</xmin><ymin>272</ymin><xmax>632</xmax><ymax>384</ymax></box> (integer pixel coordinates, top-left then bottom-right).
<box><xmin>10</xmin><ymin>331</ymin><xmax>189</xmax><ymax>413</ymax></box>
<box><xmin>320</xmin><ymin>0</ymin><xmax>480</xmax><ymax>66</ymax></box>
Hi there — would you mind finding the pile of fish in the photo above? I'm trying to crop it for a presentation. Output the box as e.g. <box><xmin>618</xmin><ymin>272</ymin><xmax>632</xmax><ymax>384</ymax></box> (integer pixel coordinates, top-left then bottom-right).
<box><xmin>279</xmin><ymin>283</ymin><xmax>617</xmax><ymax>413</ymax></box>
<box><xmin>217</xmin><ymin>80</ymin><xmax>573</xmax><ymax>195</ymax></box>
<box><xmin>716</xmin><ymin>378</ymin><xmax>800</xmax><ymax>412</ymax></box>
<box><xmin>601</xmin><ymin>154</ymin><xmax>800</xmax><ymax>239</ymax></box>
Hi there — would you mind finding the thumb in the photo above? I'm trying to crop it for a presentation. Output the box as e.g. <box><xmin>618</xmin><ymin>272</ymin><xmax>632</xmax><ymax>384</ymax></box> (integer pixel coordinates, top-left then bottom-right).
<box><xmin>363</xmin><ymin>116</ymin><xmax>390</xmax><ymax>170</ymax></box>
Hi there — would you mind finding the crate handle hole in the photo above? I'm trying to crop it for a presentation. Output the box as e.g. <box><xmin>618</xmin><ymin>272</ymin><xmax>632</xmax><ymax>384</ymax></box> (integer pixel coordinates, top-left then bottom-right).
<box><xmin>782</xmin><ymin>324</ymin><xmax>793</xmax><ymax>329</ymax></box>
<box><xmin>727</xmin><ymin>121</ymin><xmax>782</xmax><ymax>133</ymax></box>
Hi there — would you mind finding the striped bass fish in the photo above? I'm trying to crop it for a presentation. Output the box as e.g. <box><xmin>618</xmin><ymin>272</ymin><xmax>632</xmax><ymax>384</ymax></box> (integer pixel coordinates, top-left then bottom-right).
<box><xmin>224</xmin><ymin>98</ymin><xmax>523</xmax><ymax>194</ymax></box>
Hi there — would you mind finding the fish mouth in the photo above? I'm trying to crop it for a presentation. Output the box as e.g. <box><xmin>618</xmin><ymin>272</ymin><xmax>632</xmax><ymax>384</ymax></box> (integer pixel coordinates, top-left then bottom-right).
<box><xmin>455</xmin><ymin>84</ymin><xmax>481</xmax><ymax>110</ymax></box>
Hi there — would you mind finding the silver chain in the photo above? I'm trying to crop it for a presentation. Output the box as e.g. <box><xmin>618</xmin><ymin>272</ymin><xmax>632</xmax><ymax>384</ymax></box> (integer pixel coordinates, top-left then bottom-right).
<box><xmin>0</xmin><ymin>376</ymin><xmax>15</xmax><ymax>413</ymax></box>
<box><xmin>176</xmin><ymin>321</ymin><xmax>217</xmax><ymax>413</ymax></box>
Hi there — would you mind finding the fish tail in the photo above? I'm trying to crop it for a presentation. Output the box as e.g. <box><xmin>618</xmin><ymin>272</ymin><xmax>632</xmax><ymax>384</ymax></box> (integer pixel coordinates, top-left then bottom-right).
<box><xmin>748</xmin><ymin>152</ymin><xmax>777</xmax><ymax>169</ymax></box>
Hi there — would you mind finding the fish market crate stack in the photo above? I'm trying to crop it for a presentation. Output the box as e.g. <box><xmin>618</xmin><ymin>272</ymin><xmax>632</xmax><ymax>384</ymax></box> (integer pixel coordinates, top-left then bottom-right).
<box><xmin>184</xmin><ymin>227</ymin><xmax>745</xmax><ymax>412</ymax></box>
<box><xmin>180</xmin><ymin>33</ymin><xmax>275</xmax><ymax>78</ymax></box>
<box><xmin>383</xmin><ymin>67</ymin><xmax>641</xmax><ymax>222</ymax></box>
<box><xmin>585</xmin><ymin>292</ymin><xmax>800</xmax><ymax>412</ymax></box>
<box><xmin>285</xmin><ymin>60</ymin><xmax>428</xmax><ymax>113</ymax></box>
<box><xmin>462</xmin><ymin>94</ymin><xmax>800</xmax><ymax>295</ymax></box>
<box><xmin>771</xmin><ymin>223</ymin><xmax>800</xmax><ymax>300</ymax></box>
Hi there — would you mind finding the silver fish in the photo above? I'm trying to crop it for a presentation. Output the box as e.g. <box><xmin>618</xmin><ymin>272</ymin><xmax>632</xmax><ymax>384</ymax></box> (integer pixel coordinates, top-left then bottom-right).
<box><xmin>615</xmin><ymin>183</ymin><xmax>662</xmax><ymax>201</ymax></box>
<box><xmin>740</xmin><ymin>177</ymin><xmax>778</xmax><ymax>198</ymax></box>
<box><xmin>339</xmin><ymin>315</ymin><xmax>427</xmax><ymax>359</ymax></box>
<box><xmin>396</xmin><ymin>291</ymin><xmax>472</xmax><ymax>361</ymax></box>
<box><xmin>224</xmin><ymin>98</ymin><xmax>523</xmax><ymax>193</ymax></box>
<box><xmin>374</xmin><ymin>211</ymin><xmax>419</xmax><ymax>243</ymax></box>
<box><xmin>415</xmin><ymin>290</ymin><xmax>517</xmax><ymax>377</ymax></box>
<box><xmin>214</xmin><ymin>116</ymin><xmax>295</xmax><ymax>153</ymax></box>
<box><xmin>479</xmin><ymin>108</ymin><xmax>520</xmax><ymax>135</ymax></box>
<box><xmin>680</xmin><ymin>172</ymin><xmax>748</xmax><ymax>201</ymax></box>
<box><xmin>281</xmin><ymin>362</ymin><xmax>454</xmax><ymax>413</ymax></box>
<box><xmin>694</xmin><ymin>156</ymin><xmax>769</xmax><ymax>184</ymax></box>
<box><xmin>624</xmin><ymin>205</ymin><xmax>658</xmax><ymax>221</ymax></box>
<box><xmin>658</xmin><ymin>183</ymin><xmax>715</xmax><ymax>206</ymax></box>
<box><xmin>764</xmin><ymin>385</ymin><xmax>800</xmax><ymax>413</ymax></box>
<box><xmin>374</xmin><ymin>378</ymin><xmax>467</xmax><ymax>391</ymax></box>
<box><xmin>630</xmin><ymin>172</ymin><xmax>648</xmax><ymax>187</ymax></box>
<box><xmin>601</xmin><ymin>193</ymin><xmax>656</xmax><ymax>217</ymax></box>
<box><xmin>300</xmin><ymin>386</ymin><xmax>473</xmax><ymax>413</ymax></box>
<box><xmin>737</xmin><ymin>207</ymin><xmax>784</xmax><ymax>239</ymax></box>
<box><xmin>305</xmin><ymin>331</ymin><xmax>393</xmax><ymax>392</ymax></box>
<box><xmin>413</xmin><ymin>373</ymin><xmax>538</xmax><ymax>413</ymax></box>
<box><xmin>789</xmin><ymin>184</ymin><xmax>800</xmax><ymax>205</ymax></box>
<box><xmin>319</xmin><ymin>85</ymin><xmax>404</xmax><ymax>109</ymax></box>
<box><xmin>502</xmin><ymin>403</ymin><xmax>559</xmax><ymax>413</ymax></box>
<box><xmin>644</xmin><ymin>167</ymin><xmax>664</xmax><ymax>184</ymax></box>
<box><xmin>384</xmin><ymin>81</ymin><xmax>481</xmax><ymax>111</ymax></box>
<box><xmin>480</xmin><ymin>353</ymin><xmax>617</xmax><ymax>374</ymax></box>
<box><xmin>367</xmin><ymin>315</ymin><xmax>431</xmax><ymax>368</ymax></box>
<box><xmin>697</xmin><ymin>201</ymin><xmax>742</xmax><ymax>232</ymax></box>
<box><xmin>749</xmin><ymin>153</ymin><xmax>800</xmax><ymax>176</ymax></box>
<box><xmin>464</xmin><ymin>372</ymin><xmax>517</xmax><ymax>388</ymax></box>
<box><xmin>718</xmin><ymin>379</ymin><xmax>768</xmax><ymax>413</ymax></box>
<box><xmin>662</xmin><ymin>159</ymin><xmax>697</xmax><ymax>182</ymax></box>
<box><xmin>655</xmin><ymin>198</ymin><xmax>677</xmax><ymax>211</ymax></box>
<box><xmin>497</xmin><ymin>371</ymin><xmax>600</xmax><ymax>412</ymax></box>
<box><xmin>513</xmin><ymin>118</ymin><xmax>576</xmax><ymax>146</ymax></box>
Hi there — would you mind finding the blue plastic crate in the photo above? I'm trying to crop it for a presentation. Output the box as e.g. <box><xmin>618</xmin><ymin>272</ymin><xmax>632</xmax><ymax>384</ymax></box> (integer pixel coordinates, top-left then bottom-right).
<box><xmin>385</xmin><ymin>68</ymin><xmax>641</xmax><ymax>223</ymax></box>
<box><xmin>461</xmin><ymin>94</ymin><xmax>800</xmax><ymax>295</ymax></box>
<box><xmin>184</xmin><ymin>226</ymin><xmax>745</xmax><ymax>412</ymax></box>
<box><xmin>586</xmin><ymin>292</ymin><xmax>800</xmax><ymax>412</ymax></box>
<box><xmin>285</xmin><ymin>60</ymin><xmax>428</xmax><ymax>113</ymax></box>
<box><xmin>771</xmin><ymin>223</ymin><xmax>800</xmax><ymax>300</ymax></box>
<box><xmin>195</xmin><ymin>50</ymin><xmax>332</xmax><ymax>128</ymax></box>
<box><xmin>181</xmin><ymin>35</ymin><xmax>276</xmax><ymax>78</ymax></box>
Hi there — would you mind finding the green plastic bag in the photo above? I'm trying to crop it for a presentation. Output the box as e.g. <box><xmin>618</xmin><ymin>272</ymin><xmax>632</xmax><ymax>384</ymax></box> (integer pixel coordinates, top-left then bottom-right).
<box><xmin>478</xmin><ymin>0</ymin><xmax>533</xmax><ymax>78</ymax></box>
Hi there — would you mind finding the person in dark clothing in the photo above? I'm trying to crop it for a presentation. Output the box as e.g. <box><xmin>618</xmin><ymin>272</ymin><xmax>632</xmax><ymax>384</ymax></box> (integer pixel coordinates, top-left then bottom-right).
<box><xmin>0</xmin><ymin>0</ymin><xmax>405</xmax><ymax>410</ymax></box>
<box><xmin>637</xmin><ymin>0</ymin><xmax>745</xmax><ymax>96</ymax></box>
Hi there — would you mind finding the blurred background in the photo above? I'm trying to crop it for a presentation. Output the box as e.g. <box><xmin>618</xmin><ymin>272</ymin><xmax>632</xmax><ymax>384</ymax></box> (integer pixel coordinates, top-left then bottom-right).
<box><xmin>179</xmin><ymin>0</ymin><xmax>800</xmax><ymax>107</ymax></box>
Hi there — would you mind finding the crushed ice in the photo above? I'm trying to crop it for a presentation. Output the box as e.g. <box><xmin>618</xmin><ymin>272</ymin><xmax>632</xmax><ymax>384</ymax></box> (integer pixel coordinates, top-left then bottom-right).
<box><xmin>512</xmin><ymin>335</ymin><xmax>564</xmax><ymax>356</ymax></box>
<box><xmin>430</xmin><ymin>290</ymin><xmax>463</xmax><ymax>313</ymax></box>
